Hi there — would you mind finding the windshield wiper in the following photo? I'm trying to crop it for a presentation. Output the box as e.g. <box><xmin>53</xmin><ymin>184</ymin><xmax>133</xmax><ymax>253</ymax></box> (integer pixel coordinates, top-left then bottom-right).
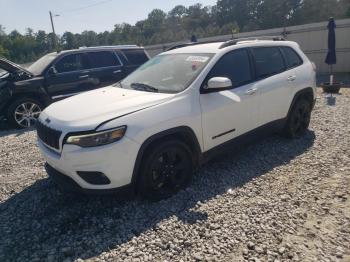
<box><xmin>131</xmin><ymin>82</ymin><xmax>159</xmax><ymax>93</ymax></box>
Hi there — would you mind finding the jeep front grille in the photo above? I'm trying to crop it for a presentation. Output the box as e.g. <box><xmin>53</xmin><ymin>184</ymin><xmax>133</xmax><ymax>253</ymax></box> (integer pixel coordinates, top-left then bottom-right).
<box><xmin>36</xmin><ymin>121</ymin><xmax>62</xmax><ymax>150</ymax></box>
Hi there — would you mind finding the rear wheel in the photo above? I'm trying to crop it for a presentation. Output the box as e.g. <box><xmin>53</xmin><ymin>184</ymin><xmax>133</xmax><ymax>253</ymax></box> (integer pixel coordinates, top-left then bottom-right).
<box><xmin>283</xmin><ymin>99</ymin><xmax>312</xmax><ymax>138</ymax></box>
<box><xmin>7</xmin><ymin>98</ymin><xmax>43</xmax><ymax>129</ymax></box>
<box><xmin>137</xmin><ymin>140</ymin><xmax>194</xmax><ymax>200</ymax></box>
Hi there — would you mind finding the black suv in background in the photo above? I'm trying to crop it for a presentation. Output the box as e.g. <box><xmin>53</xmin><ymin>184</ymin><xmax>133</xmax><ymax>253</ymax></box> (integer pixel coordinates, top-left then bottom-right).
<box><xmin>0</xmin><ymin>45</ymin><xmax>149</xmax><ymax>128</ymax></box>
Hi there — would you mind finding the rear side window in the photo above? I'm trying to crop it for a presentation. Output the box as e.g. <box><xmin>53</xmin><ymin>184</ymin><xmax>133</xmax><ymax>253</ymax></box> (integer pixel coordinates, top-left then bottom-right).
<box><xmin>55</xmin><ymin>53</ymin><xmax>89</xmax><ymax>73</ymax></box>
<box><xmin>122</xmin><ymin>49</ymin><xmax>148</xmax><ymax>65</ymax></box>
<box><xmin>281</xmin><ymin>47</ymin><xmax>303</xmax><ymax>69</ymax></box>
<box><xmin>87</xmin><ymin>51</ymin><xmax>120</xmax><ymax>68</ymax></box>
<box><xmin>207</xmin><ymin>49</ymin><xmax>252</xmax><ymax>88</ymax></box>
<box><xmin>252</xmin><ymin>47</ymin><xmax>285</xmax><ymax>79</ymax></box>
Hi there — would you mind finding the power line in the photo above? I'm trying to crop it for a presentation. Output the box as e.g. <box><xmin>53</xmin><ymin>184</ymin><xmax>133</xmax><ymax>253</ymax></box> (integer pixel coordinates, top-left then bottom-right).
<box><xmin>57</xmin><ymin>0</ymin><xmax>114</xmax><ymax>15</ymax></box>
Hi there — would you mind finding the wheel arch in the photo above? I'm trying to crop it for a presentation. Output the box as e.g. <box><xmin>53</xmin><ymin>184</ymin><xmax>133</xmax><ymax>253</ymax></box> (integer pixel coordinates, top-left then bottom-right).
<box><xmin>287</xmin><ymin>87</ymin><xmax>315</xmax><ymax>119</ymax></box>
<box><xmin>131</xmin><ymin>126</ymin><xmax>202</xmax><ymax>187</ymax></box>
<box><xmin>6</xmin><ymin>92</ymin><xmax>50</xmax><ymax>110</ymax></box>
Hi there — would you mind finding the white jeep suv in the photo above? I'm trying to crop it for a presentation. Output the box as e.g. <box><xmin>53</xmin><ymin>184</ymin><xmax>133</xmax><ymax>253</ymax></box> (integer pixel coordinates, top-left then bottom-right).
<box><xmin>37</xmin><ymin>38</ymin><xmax>316</xmax><ymax>199</ymax></box>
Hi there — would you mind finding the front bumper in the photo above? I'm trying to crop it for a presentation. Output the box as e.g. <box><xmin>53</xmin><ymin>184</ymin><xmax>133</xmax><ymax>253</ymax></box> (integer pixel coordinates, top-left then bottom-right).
<box><xmin>45</xmin><ymin>163</ymin><xmax>132</xmax><ymax>194</ymax></box>
<box><xmin>38</xmin><ymin>135</ymin><xmax>140</xmax><ymax>192</ymax></box>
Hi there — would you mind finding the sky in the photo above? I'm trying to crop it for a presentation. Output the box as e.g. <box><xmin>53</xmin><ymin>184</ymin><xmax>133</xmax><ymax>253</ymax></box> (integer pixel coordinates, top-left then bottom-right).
<box><xmin>0</xmin><ymin>0</ymin><xmax>217</xmax><ymax>35</ymax></box>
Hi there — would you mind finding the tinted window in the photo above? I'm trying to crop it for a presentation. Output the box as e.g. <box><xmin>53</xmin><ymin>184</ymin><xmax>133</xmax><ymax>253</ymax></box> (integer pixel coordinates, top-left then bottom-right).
<box><xmin>87</xmin><ymin>51</ymin><xmax>120</xmax><ymax>68</ymax></box>
<box><xmin>281</xmin><ymin>47</ymin><xmax>303</xmax><ymax>69</ymax></box>
<box><xmin>55</xmin><ymin>54</ymin><xmax>88</xmax><ymax>73</ymax></box>
<box><xmin>122</xmin><ymin>49</ymin><xmax>148</xmax><ymax>65</ymax></box>
<box><xmin>252</xmin><ymin>47</ymin><xmax>285</xmax><ymax>78</ymax></box>
<box><xmin>207</xmin><ymin>49</ymin><xmax>252</xmax><ymax>88</ymax></box>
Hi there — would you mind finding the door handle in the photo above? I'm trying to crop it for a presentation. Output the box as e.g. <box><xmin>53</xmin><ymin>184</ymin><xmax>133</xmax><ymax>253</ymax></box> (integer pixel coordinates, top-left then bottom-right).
<box><xmin>245</xmin><ymin>88</ymin><xmax>258</xmax><ymax>95</ymax></box>
<box><xmin>79</xmin><ymin>75</ymin><xmax>89</xmax><ymax>79</ymax></box>
<box><xmin>287</xmin><ymin>75</ymin><xmax>296</xmax><ymax>81</ymax></box>
<box><xmin>113</xmin><ymin>70</ymin><xmax>122</xmax><ymax>74</ymax></box>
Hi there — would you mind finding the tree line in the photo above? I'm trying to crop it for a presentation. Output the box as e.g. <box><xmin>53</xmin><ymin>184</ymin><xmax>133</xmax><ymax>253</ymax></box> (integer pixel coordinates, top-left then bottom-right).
<box><xmin>0</xmin><ymin>0</ymin><xmax>349</xmax><ymax>63</ymax></box>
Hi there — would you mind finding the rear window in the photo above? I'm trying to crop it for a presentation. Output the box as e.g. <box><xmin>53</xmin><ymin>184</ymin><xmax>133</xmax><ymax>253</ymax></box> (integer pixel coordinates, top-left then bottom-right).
<box><xmin>281</xmin><ymin>47</ymin><xmax>303</xmax><ymax>69</ymax></box>
<box><xmin>252</xmin><ymin>47</ymin><xmax>285</xmax><ymax>79</ymax></box>
<box><xmin>87</xmin><ymin>51</ymin><xmax>120</xmax><ymax>68</ymax></box>
<box><xmin>122</xmin><ymin>49</ymin><xmax>148</xmax><ymax>65</ymax></box>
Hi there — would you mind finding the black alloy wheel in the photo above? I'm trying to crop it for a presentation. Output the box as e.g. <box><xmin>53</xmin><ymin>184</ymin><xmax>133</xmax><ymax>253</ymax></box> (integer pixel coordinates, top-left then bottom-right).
<box><xmin>138</xmin><ymin>140</ymin><xmax>193</xmax><ymax>200</ymax></box>
<box><xmin>284</xmin><ymin>99</ymin><xmax>312</xmax><ymax>138</ymax></box>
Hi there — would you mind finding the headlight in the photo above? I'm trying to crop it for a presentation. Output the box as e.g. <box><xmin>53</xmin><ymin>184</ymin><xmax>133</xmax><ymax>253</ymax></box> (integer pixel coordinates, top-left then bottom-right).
<box><xmin>65</xmin><ymin>126</ymin><xmax>127</xmax><ymax>148</ymax></box>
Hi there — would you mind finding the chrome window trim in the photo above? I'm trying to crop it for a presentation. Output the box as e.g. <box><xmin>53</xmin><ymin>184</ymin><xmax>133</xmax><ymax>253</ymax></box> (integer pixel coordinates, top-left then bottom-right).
<box><xmin>51</xmin><ymin>50</ymin><xmax>123</xmax><ymax>76</ymax></box>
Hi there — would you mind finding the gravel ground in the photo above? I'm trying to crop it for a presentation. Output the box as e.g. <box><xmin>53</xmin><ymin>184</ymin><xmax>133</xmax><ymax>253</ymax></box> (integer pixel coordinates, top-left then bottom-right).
<box><xmin>0</xmin><ymin>89</ymin><xmax>349</xmax><ymax>262</ymax></box>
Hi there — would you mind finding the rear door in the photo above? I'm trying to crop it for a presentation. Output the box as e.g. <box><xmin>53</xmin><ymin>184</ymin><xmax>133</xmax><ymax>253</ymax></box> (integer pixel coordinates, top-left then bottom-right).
<box><xmin>86</xmin><ymin>51</ymin><xmax>124</xmax><ymax>88</ymax></box>
<box><xmin>250</xmin><ymin>46</ymin><xmax>294</xmax><ymax>126</ymax></box>
<box><xmin>280</xmin><ymin>46</ymin><xmax>305</xmax><ymax>92</ymax></box>
<box><xmin>45</xmin><ymin>53</ymin><xmax>93</xmax><ymax>100</ymax></box>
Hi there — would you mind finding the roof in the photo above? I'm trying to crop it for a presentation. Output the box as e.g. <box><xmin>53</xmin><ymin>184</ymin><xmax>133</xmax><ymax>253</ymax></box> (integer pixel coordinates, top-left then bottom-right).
<box><xmin>164</xmin><ymin>42</ymin><xmax>223</xmax><ymax>54</ymax></box>
<box><xmin>78</xmin><ymin>45</ymin><xmax>142</xmax><ymax>50</ymax></box>
<box><xmin>163</xmin><ymin>39</ymin><xmax>298</xmax><ymax>55</ymax></box>
<box><xmin>47</xmin><ymin>45</ymin><xmax>144</xmax><ymax>56</ymax></box>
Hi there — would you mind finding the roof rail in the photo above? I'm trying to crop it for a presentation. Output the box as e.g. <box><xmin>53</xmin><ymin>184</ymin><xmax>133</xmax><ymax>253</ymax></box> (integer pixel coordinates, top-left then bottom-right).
<box><xmin>78</xmin><ymin>45</ymin><xmax>139</xmax><ymax>50</ymax></box>
<box><xmin>219</xmin><ymin>36</ymin><xmax>285</xmax><ymax>49</ymax></box>
<box><xmin>167</xmin><ymin>41</ymin><xmax>221</xmax><ymax>51</ymax></box>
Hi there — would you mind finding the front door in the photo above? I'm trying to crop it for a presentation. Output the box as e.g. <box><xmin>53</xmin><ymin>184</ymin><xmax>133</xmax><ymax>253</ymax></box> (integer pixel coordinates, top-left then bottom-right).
<box><xmin>200</xmin><ymin>49</ymin><xmax>260</xmax><ymax>151</ymax></box>
<box><xmin>45</xmin><ymin>53</ymin><xmax>94</xmax><ymax>101</ymax></box>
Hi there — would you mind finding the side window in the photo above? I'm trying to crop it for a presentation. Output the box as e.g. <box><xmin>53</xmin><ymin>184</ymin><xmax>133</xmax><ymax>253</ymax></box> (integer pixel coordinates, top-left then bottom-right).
<box><xmin>206</xmin><ymin>49</ymin><xmax>252</xmax><ymax>88</ymax></box>
<box><xmin>281</xmin><ymin>47</ymin><xmax>303</xmax><ymax>69</ymax></box>
<box><xmin>87</xmin><ymin>51</ymin><xmax>120</xmax><ymax>69</ymax></box>
<box><xmin>55</xmin><ymin>54</ymin><xmax>87</xmax><ymax>73</ymax></box>
<box><xmin>122</xmin><ymin>49</ymin><xmax>149</xmax><ymax>65</ymax></box>
<box><xmin>252</xmin><ymin>47</ymin><xmax>285</xmax><ymax>79</ymax></box>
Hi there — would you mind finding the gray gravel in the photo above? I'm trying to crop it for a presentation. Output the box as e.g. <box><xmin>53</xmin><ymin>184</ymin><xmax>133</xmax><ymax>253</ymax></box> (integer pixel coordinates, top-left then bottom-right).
<box><xmin>0</xmin><ymin>89</ymin><xmax>349</xmax><ymax>262</ymax></box>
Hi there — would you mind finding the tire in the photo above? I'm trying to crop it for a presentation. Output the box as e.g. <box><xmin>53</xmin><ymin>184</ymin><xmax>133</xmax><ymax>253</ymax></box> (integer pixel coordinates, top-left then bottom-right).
<box><xmin>7</xmin><ymin>98</ymin><xmax>43</xmax><ymax>129</ymax></box>
<box><xmin>137</xmin><ymin>140</ymin><xmax>194</xmax><ymax>200</ymax></box>
<box><xmin>283</xmin><ymin>99</ymin><xmax>312</xmax><ymax>138</ymax></box>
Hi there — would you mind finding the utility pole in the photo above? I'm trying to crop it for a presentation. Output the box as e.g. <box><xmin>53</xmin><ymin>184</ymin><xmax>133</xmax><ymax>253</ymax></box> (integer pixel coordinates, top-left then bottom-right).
<box><xmin>49</xmin><ymin>11</ymin><xmax>57</xmax><ymax>51</ymax></box>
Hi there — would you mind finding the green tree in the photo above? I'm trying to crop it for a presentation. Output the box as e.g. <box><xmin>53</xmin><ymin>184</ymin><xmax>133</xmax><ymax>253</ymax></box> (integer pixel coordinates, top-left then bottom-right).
<box><xmin>62</xmin><ymin>32</ymin><xmax>77</xmax><ymax>49</ymax></box>
<box><xmin>0</xmin><ymin>45</ymin><xmax>9</xmax><ymax>58</ymax></box>
<box><xmin>217</xmin><ymin>0</ymin><xmax>258</xmax><ymax>30</ymax></box>
<box><xmin>294</xmin><ymin>0</ymin><xmax>350</xmax><ymax>24</ymax></box>
<box><xmin>254</xmin><ymin>0</ymin><xmax>302</xmax><ymax>29</ymax></box>
<box><xmin>1</xmin><ymin>1</ymin><xmax>349</xmax><ymax>63</ymax></box>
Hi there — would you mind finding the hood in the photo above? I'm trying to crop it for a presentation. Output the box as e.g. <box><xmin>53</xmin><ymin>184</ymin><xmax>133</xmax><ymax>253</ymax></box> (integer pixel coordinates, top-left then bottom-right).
<box><xmin>0</xmin><ymin>58</ymin><xmax>32</xmax><ymax>75</ymax></box>
<box><xmin>40</xmin><ymin>86</ymin><xmax>175</xmax><ymax>131</ymax></box>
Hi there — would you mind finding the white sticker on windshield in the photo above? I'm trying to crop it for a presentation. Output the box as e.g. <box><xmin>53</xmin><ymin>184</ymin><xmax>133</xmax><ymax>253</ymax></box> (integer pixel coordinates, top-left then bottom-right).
<box><xmin>186</xmin><ymin>56</ymin><xmax>209</xmax><ymax>63</ymax></box>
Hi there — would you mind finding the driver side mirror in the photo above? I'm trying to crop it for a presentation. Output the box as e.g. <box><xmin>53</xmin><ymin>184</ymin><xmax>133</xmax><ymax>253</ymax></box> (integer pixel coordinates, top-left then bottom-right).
<box><xmin>47</xmin><ymin>66</ymin><xmax>57</xmax><ymax>76</ymax></box>
<box><xmin>206</xmin><ymin>77</ymin><xmax>232</xmax><ymax>90</ymax></box>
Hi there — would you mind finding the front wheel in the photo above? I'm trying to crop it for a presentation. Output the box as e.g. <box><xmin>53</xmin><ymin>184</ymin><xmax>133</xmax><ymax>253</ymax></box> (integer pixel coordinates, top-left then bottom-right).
<box><xmin>7</xmin><ymin>98</ymin><xmax>43</xmax><ymax>128</ymax></box>
<box><xmin>283</xmin><ymin>99</ymin><xmax>312</xmax><ymax>138</ymax></box>
<box><xmin>137</xmin><ymin>140</ymin><xmax>194</xmax><ymax>200</ymax></box>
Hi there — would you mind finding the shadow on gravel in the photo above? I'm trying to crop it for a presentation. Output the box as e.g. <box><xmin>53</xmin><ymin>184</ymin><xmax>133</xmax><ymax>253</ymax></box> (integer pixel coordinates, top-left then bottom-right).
<box><xmin>325</xmin><ymin>95</ymin><xmax>337</xmax><ymax>106</ymax></box>
<box><xmin>0</xmin><ymin>131</ymin><xmax>315</xmax><ymax>261</ymax></box>
<box><xmin>0</xmin><ymin>118</ymin><xmax>34</xmax><ymax>138</ymax></box>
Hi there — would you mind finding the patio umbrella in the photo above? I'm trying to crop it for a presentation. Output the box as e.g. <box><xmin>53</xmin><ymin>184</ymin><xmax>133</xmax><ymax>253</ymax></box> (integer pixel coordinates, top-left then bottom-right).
<box><xmin>325</xmin><ymin>17</ymin><xmax>336</xmax><ymax>85</ymax></box>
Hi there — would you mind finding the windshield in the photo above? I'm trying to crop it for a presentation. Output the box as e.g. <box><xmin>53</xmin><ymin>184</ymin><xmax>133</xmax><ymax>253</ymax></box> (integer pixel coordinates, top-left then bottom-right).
<box><xmin>120</xmin><ymin>53</ymin><xmax>213</xmax><ymax>93</ymax></box>
<box><xmin>27</xmin><ymin>53</ymin><xmax>58</xmax><ymax>75</ymax></box>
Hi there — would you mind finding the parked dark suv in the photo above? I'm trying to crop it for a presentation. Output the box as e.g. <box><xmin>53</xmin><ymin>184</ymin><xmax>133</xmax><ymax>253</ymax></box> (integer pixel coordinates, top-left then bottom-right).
<box><xmin>0</xmin><ymin>45</ymin><xmax>149</xmax><ymax>128</ymax></box>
